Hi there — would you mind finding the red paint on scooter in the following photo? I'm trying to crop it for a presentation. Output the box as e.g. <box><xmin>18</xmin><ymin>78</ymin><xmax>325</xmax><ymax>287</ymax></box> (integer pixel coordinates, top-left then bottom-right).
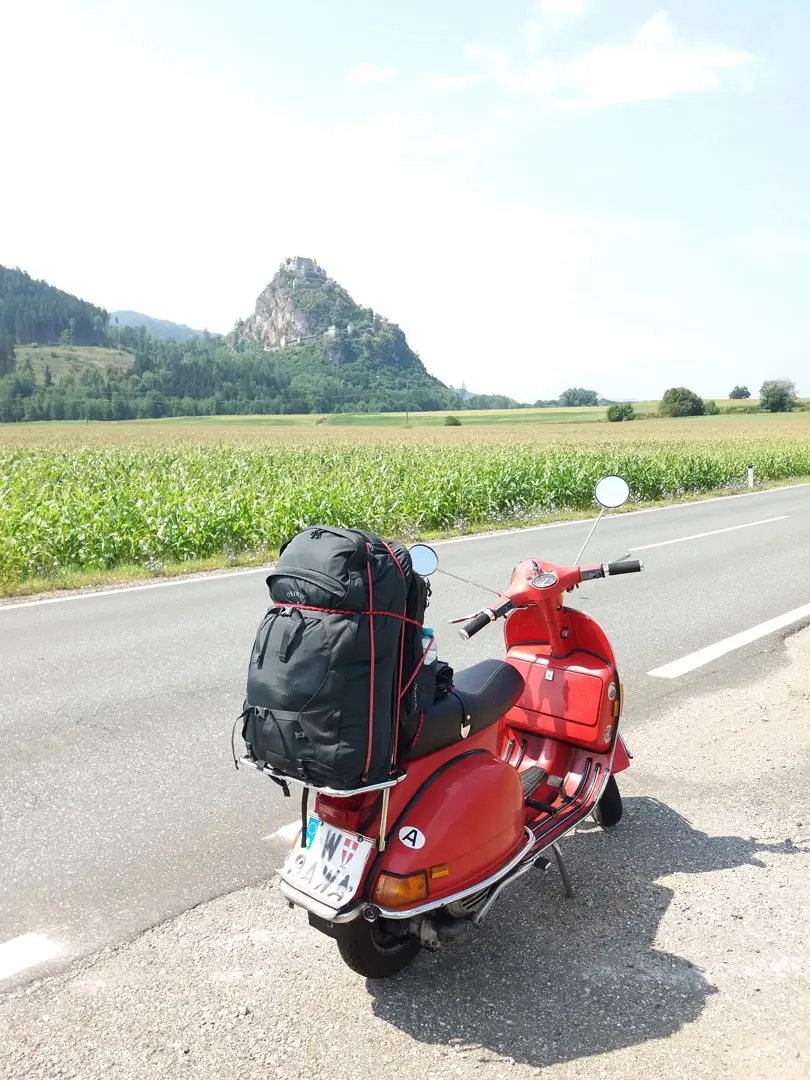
<box><xmin>369</xmin><ymin>753</ymin><xmax>526</xmax><ymax>896</ymax></box>
<box><xmin>307</xmin><ymin>552</ymin><xmax>640</xmax><ymax>957</ymax></box>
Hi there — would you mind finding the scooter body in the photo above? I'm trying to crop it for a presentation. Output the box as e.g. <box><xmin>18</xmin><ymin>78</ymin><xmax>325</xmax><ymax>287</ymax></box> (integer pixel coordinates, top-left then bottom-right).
<box><xmin>269</xmin><ymin>549</ymin><xmax>639</xmax><ymax>977</ymax></box>
<box><xmin>248</xmin><ymin>475</ymin><xmax>642</xmax><ymax>976</ymax></box>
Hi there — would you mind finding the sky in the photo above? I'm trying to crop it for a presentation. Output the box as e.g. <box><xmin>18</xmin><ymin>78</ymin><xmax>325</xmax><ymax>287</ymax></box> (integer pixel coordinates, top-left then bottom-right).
<box><xmin>2</xmin><ymin>0</ymin><xmax>809</xmax><ymax>400</ymax></box>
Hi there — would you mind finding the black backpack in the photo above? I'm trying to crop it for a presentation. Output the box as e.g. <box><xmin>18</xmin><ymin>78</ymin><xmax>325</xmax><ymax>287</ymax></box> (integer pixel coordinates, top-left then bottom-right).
<box><xmin>241</xmin><ymin>526</ymin><xmax>431</xmax><ymax>790</ymax></box>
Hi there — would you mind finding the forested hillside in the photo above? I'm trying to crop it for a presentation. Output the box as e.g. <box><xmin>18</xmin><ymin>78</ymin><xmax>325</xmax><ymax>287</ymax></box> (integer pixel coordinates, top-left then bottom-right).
<box><xmin>0</xmin><ymin>259</ymin><xmax>528</xmax><ymax>421</ymax></box>
<box><xmin>0</xmin><ymin>266</ymin><xmax>108</xmax><ymax>349</ymax></box>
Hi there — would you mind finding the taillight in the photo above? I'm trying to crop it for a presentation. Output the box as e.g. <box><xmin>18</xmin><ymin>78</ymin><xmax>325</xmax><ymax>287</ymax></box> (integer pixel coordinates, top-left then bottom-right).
<box><xmin>315</xmin><ymin>793</ymin><xmax>375</xmax><ymax>832</ymax></box>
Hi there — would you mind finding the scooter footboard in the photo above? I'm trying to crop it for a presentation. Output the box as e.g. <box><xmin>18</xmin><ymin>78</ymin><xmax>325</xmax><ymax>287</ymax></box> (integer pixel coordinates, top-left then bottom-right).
<box><xmin>502</xmin><ymin>727</ymin><xmax>614</xmax><ymax>846</ymax></box>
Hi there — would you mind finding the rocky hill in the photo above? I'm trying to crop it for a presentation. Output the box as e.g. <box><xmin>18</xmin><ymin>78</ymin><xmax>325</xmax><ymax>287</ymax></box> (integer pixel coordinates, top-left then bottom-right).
<box><xmin>1</xmin><ymin>257</ymin><xmax>460</xmax><ymax>420</ymax></box>
<box><xmin>235</xmin><ymin>257</ymin><xmax>450</xmax><ymax>407</ymax></box>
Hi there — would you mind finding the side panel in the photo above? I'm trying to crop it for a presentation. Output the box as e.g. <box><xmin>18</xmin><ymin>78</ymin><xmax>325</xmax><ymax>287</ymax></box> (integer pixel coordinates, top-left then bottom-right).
<box><xmin>315</xmin><ymin>722</ymin><xmax>502</xmax><ymax>836</ymax></box>
<box><xmin>372</xmin><ymin>753</ymin><xmax>525</xmax><ymax>900</ymax></box>
<box><xmin>505</xmin><ymin>650</ymin><xmax>617</xmax><ymax>752</ymax></box>
<box><xmin>504</xmin><ymin>608</ymin><xmax>620</xmax><ymax>753</ymax></box>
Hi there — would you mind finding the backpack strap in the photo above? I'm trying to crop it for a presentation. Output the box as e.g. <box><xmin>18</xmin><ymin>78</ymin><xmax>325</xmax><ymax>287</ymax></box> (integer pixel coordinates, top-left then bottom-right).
<box><xmin>300</xmin><ymin>787</ymin><xmax>309</xmax><ymax>848</ymax></box>
<box><xmin>231</xmin><ymin>706</ymin><xmax>252</xmax><ymax>769</ymax></box>
<box><xmin>253</xmin><ymin>607</ymin><xmax>282</xmax><ymax>669</ymax></box>
<box><xmin>277</xmin><ymin>608</ymin><xmax>304</xmax><ymax>663</ymax></box>
<box><xmin>379</xmin><ymin>539</ymin><xmax>409</xmax><ymax>764</ymax></box>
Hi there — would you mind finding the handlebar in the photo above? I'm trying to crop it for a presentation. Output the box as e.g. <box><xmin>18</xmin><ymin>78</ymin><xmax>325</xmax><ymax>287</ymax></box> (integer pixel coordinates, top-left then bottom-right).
<box><xmin>458</xmin><ymin>610</ymin><xmax>493</xmax><ymax>640</ymax></box>
<box><xmin>606</xmin><ymin>559</ymin><xmax>643</xmax><ymax>576</ymax></box>
<box><xmin>458</xmin><ymin>598</ymin><xmax>514</xmax><ymax>640</ymax></box>
<box><xmin>579</xmin><ymin>559</ymin><xmax>644</xmax><ymax>581</ymax></box>
<box><xmin>456</xmin><ymin>560</ymin><xmax>644</xmax><ymax>639</ymax></box>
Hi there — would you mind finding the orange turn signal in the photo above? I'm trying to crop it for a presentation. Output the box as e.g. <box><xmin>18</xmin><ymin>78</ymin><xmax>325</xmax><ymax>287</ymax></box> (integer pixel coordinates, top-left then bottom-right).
<box><xmin>429</xmin><ymin>864</ymin><xmax>450</xmax><ymax>880</ymax></box>
<box><xmin>372</xmin><ymin>871</ymin><xmax>429</xmax><ymax>908</ymax></box>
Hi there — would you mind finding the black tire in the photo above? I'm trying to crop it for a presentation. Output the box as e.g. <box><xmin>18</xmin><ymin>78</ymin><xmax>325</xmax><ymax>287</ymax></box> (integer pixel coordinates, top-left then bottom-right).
<box><xmin>593</xmin><ymin>775</ymin><xmax>623</xmax><ymax>828</ymax></box>
<box><xmin>334</xmin><ymin>920</ymin><xmax>421</xmax><ymax>979</ymax></box>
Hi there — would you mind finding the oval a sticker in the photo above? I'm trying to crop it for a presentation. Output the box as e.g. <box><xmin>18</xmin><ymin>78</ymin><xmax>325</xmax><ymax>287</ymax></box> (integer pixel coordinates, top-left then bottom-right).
<box><xmin>398</xmin><ymin>826</ymin><xmax>426</xmax><ymax>850</ymax></box>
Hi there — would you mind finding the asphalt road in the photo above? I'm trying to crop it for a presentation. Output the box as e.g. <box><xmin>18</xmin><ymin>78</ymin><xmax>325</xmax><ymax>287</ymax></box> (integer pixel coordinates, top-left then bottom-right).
<box><xmin>2</xmin><ymin>483</ymin><xmax>809</xmax><ymax>990</ymax></box>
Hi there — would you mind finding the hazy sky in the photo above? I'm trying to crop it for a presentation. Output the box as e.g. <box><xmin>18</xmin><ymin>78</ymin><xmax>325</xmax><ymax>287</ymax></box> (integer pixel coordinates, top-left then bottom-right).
<box><xmin>2</xmin><ymin>1</ymin><xmax>808</xmax><ymax>400</ymax></box>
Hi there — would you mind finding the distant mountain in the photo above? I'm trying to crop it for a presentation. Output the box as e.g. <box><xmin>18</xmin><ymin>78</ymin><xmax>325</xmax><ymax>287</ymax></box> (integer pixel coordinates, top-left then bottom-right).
<box><xmin>111</xmin><ymin>311</ymin><xmax>202</xmax><ymax>343</ymax></box>
<box><xmin>452</xmin><ymin>385</ymin><xmax>529</xmax><ymax>409</ymax></box>
<box><xmin>234</xmin><ymin>256</ymin><xmax>453</xmax><ymax>410</ymax></box>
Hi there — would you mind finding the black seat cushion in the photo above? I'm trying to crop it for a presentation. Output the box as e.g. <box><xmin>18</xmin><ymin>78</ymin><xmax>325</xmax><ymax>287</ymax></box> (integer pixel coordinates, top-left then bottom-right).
<box><xmin>402</xmin><ymin>659</ymin><xmax>525</xmax><ymax>761</ymax></box>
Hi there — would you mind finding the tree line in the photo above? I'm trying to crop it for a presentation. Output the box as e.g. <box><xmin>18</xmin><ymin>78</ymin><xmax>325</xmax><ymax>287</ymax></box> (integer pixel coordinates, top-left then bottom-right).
<box><xmin>0</xmin><ymin>266</ymin><xmax>109</xmax><ymax>348</ymax></box>
<box><xmin>604</xmin><ymin>380</ymin><xmax>800</xmax><ymax>423</ymax></box>
<box><xmin>0</xmin><ymin>330</ymin><xmax>541</xmax><ymax>423</ymax></box>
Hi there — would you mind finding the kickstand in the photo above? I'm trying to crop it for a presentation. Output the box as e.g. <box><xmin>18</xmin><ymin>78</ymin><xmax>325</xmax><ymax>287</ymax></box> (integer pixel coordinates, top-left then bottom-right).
<box><xmin>551</xmin><ymin>843</ymin><xmax>575</xmax><ymax>899</ymax></box>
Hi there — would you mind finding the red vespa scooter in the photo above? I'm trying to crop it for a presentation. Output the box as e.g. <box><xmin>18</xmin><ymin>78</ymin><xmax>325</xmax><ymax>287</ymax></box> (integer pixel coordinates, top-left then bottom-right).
<box><xmin>254</xmin><ymin>475</ymin><xmax>642</xmax><ymax>977</ymax></box>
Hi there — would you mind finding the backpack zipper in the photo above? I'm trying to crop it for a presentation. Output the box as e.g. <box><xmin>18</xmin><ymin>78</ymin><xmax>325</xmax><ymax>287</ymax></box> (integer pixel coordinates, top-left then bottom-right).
<box><xmin>267</xmin><ymin>566</ymin><xmax>349</xmax><ymax>601</ymax></box>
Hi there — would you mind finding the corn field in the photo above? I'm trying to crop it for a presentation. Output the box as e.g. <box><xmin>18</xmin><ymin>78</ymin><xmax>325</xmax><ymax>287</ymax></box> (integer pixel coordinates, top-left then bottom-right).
<box><xmin>2</xmin><ymin>437</ymin><xmax>809</xmax><ymax>586</ymax></box>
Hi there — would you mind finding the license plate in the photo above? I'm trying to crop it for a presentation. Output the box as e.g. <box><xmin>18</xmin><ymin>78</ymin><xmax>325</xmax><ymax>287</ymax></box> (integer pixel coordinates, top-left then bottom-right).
<box><xmin>280</xmin><ymin>816</ymin><xmax>375</xmax><ymax>909</ymax></box>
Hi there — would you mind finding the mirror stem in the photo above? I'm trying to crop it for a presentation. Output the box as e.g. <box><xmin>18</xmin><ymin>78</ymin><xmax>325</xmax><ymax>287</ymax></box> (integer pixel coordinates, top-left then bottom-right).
<box><xmin>573</xmin><ymin>507</ymin><xmax>605</xmax><ymax>565</ymax></box>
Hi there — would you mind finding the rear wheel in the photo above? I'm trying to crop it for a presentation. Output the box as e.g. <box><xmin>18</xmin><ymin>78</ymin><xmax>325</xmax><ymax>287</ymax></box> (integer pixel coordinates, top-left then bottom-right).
<box><xmin>593</xmin><ymin>775</ymin><xmax>623</xmax><ymax>828</ymax></box>
<box><xmin>334</xmin><ymin>919</ymin><xmax>420</xmax><ymax>978</ymax></box>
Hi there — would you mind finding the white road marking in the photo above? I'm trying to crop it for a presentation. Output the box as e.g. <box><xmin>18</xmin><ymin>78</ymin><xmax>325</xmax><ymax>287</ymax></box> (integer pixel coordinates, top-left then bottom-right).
<box><xmin>0</xmin><ymin>480</ymin><xmax>807</xmax><ymax>612</ymax></box>
<box><xmin>631</xmin><ymin>515</ymin><xmax>789</xmax><ymax>552</ymax></box>
<box><xmin>648</xmin><ymin>602</ymin><xmax>810</xmax><ymax>678</ymax></box>
<box><xmin>266</xmin><ymin>820</ymin><xmax>301</xmax><ymax>843</ymax></box>
<box><xmin>0</xmin><ymin>933</ymin><xmax>65</xmax><ymax>981</ymax></box>
<box><xmin>0</xmin><ymin>564</ymin><xmax>273</xmax><ymax>612</ymax></box>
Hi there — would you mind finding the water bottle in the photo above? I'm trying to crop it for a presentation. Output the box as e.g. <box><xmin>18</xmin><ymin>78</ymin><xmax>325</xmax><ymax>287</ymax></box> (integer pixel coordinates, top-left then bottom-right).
<box><xmin>421</xmin><ymin>626</ymin><xmax>437</xmax><ymax>666</ymax></box>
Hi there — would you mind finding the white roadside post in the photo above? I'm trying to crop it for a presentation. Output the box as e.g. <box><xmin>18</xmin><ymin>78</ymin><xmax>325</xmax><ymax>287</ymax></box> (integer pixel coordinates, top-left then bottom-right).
<box><xmin>748</xmin><ymin>464</ymin><xmax>755</xmax><ymax>489</ymax></box>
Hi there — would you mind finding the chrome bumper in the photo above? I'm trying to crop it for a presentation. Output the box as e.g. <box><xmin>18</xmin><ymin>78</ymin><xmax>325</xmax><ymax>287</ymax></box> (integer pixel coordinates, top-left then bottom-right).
<box><xmin>278</xmin><ymin>827</ymin><xmax>537</xmax><ymax>924</ymax></box>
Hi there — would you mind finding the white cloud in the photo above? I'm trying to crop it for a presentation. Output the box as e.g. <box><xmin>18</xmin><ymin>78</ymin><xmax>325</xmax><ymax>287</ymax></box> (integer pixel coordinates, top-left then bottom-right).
<box><xmin>739</xmin><ymin>229</ymin><xmax>810</xmax><ymax>257</ymax></box>
<box><xmin>432</xmin><ymin>45</ymin><xmax>521</xmax><ymax>96</ymax></box>
<box><xmin>523</xmin><ymin>20</ymin><xmax>543</xmax><ymax>53</ymax></box>
<box><xmin>553</xmin><ymin>11</ymin><xmax>754</xmax><ymax>109</ymax></box>
<box><xmin>489</xmin><ymin>105</ymin><xmax>521</xmax><ymax>128</ymax></box>
<box><xmin>431</xmin><ymin>11</ymin><xmax>753</xmax><ymax>110</ymax></box>
<box><xmin>348</xmin><ymin>63</ymin><xmax>396</xmax><ymax>86</ymax></box>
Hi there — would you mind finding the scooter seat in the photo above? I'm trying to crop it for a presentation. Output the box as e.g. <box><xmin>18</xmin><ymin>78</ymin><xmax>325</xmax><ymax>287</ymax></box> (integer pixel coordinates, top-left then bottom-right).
<box><xmin>402</xmin><ymin>659</ymin><xmax>525</xmax><ymax>761</ymax></box>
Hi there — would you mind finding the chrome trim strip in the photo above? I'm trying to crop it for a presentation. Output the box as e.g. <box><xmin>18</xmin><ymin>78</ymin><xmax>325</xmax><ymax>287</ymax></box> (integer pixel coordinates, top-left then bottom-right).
<box><xmin>529</xmin><ymin>762</ymin><xmax>606</xmax><ymax>848</ymax></box>
<box><xmin>371</xmin><ymin>827</ymin><xmax>537</xmax><ymax>920</ymax></box>
<box><xmin>238</xmin><ymin>757</ymin><xmax>406</xmax><ymax>796</ymax></box>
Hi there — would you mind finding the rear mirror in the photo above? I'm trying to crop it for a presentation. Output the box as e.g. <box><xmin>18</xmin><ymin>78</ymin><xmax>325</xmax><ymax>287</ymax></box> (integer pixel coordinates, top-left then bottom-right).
<box><xmin>595</xmin><ymin>475</ymin><xmax>630</xmax><ymax>509</ymax></box>
<box><xmin>409</xmin><ymin>544</ymin><xmax>439</xmax><ymax>576</ymax></box>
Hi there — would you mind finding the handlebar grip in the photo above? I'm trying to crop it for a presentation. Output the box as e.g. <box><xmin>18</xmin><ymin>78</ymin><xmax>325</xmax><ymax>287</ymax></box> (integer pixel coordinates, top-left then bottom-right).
<box><xmin>458</xmin><ymin>609</ymin><xmax>494</xmax><ymax>640</ymax></box>
<box><xmin>606</xmin><ymin>559</ymin><xmax>643</xmax><ymax>576</ymax></box>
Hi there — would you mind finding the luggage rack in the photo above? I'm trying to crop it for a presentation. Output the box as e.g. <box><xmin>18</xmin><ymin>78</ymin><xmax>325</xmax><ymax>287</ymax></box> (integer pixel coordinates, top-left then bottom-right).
<box><xmin>237</xmin><ymin>755</ymin><xmax>408</xmax><ymax>850</ymax></box>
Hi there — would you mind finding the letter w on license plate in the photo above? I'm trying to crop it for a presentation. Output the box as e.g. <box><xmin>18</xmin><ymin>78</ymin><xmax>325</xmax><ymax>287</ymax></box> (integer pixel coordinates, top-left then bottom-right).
<box><xmin>280</xmin><ymin>817</ymin><xmax>375</xmax><ymax>909</ymax></box>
